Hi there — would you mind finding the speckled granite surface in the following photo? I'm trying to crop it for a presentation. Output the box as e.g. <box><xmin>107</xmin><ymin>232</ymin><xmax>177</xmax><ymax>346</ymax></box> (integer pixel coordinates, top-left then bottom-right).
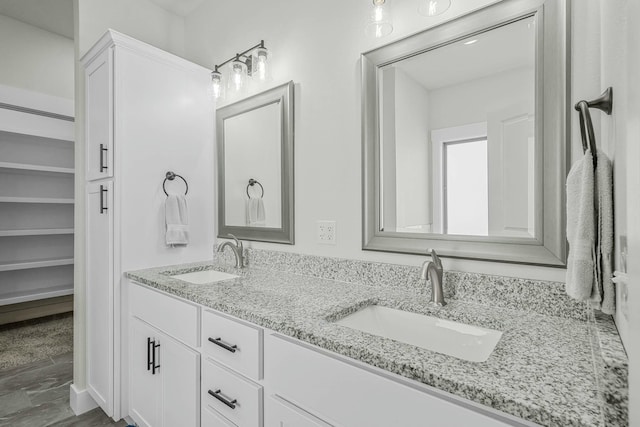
<box><xmin>589</xmin><ymin>311</ymin><xmax>629</xmax><ymax>426</ymax></box>
<box><xmin>126</xmin><ymin>254</ymin><xmax>628</xmax><ymax>427</ymax></box>
<box><xmin>244</xmin><ymin>249</ymin><xmax>588</xmax><ymax>320</ymax></box>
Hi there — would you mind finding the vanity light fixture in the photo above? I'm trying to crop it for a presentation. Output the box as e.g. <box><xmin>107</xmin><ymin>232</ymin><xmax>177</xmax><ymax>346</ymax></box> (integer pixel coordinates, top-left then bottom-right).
<box><xmin>211</xmin><ymin>40</ymin><xmax>270</xmax><ymax>100</ymax></box>
<box><xmin>418</xmin><ymin>0</ymin><xmax>451</xmax><ymax>17</ymax></box>
<box><xmin>365</xmin><ymin>0</ymin><xmax>393</xmax><ymax>38</ymax></box>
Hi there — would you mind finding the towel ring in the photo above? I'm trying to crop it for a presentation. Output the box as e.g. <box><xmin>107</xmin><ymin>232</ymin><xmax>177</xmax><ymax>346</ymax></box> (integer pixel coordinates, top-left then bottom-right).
<box><xmin>246</xmin><ymin>178</ymin><xmax>264</xmax><ymax>199</ymax></box>
<box><xmin>163</xmin><ymin>171</ymin><xmax>188</xmax><ymax>196</ymax></box>
<box><xmin>574</xmin><ymin>87</ymin><xmax>613</xmax><ymax>169</ymax></box>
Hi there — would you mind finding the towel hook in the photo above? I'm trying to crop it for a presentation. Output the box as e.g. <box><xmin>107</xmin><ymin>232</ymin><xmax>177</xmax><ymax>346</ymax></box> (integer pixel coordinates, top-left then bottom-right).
<box><xmin>246</xmin><ymin>178</ymin><xmax>264</xmax><ymax>199</ymax></box>
<box><xmin>163</xmin><ymin>171</ymin><xmax>189</xmax><ymax>196</ymax></box>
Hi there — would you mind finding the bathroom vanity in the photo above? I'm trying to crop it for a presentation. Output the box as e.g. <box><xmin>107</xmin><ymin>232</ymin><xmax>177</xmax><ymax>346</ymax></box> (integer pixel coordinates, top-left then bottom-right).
<box><xmin>125</xmin><ymin>250</ymin><xmax>627</xmax><ymax>427</ymax></box>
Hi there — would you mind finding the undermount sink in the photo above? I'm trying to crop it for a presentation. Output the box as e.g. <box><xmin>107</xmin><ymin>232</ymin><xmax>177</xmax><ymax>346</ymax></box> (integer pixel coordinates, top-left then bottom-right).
<box><xmin>171</xmin><ymin>270</ymin><xmax>239</xmax><ymax>284</ymax></box>
<box><xmin>334</xmin><ymin>305</ymin><xmax>502</xmax><ymax>362</ymax></box>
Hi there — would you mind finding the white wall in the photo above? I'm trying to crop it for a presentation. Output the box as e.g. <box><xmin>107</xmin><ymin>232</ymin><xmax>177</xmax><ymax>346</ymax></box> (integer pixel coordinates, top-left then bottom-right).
<box><xmin>76</xmin><ymin>0</ymin><xmax>184</xmax><ymax>57</ymax></box>
<box><xmin>393</xmin><ymin>68</ymin><xmax>431</xmax><ymax>231</ymax></box>
<box><xmin>599</xmin><ymin>0</ymin><xmax>629</xmax><ymax>346</ymax></box>
<box><xmin>428</xmin><ymin>67</ymin><xmax>534</xmax><ymax>130</ymax></box>
<box><xmin>183</xmin><ymin>0</ymin><xmax>575</xmax><ymax>281</ymax></box>
<box><xmin>0</xmin><ymin>14</ymin><xmax>74</xmax><ymax>100</ymax></box>
<box><xmin>598</xmin><ymin>0</ymin><xmax>639</xmax><ymax>421</ymax></box>
<box><xmin>624</xmin><ymin>0</ymin><xmax>640</xmax><ymax>422</ymax></box>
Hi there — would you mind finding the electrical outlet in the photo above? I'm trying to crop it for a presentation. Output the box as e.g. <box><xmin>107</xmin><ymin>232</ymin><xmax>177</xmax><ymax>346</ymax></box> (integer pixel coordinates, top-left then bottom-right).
<box><xmin>317</xmin><ymin>221</ymin><xmax>336</xmax><ymax>245</ymax></box>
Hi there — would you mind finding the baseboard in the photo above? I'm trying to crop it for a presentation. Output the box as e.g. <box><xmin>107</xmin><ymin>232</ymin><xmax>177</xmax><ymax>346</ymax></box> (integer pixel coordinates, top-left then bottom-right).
<box><xmin>70</xmin><ymin>383</ymin><xmax>98</xmax><ymax>415</ymax></box>
<box><xmin>0</xmin><ymin>295</ymin><xmax>73</xmax><ymax>325</ymax></box>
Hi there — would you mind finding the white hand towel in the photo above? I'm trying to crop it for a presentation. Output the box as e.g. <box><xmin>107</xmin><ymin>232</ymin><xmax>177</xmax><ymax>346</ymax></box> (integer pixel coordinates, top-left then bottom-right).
<box><xmin>595</xmin><ymin>150</ymin><xmax>614</xmax><ymax>314</ymax></box>
<box><xmin>566</xmin><ymin>150</ymin><xmax>596</xmax><ymax>301</ymax></box>
<box><xmin>246</xmin><ymin>198</ymin><xmax>266</xmax><ymax>226</ymax></box>
<box><xmin>165</xmin><ymin>194</ymin><xmax>189</xmax><ymax>246</ymax></box>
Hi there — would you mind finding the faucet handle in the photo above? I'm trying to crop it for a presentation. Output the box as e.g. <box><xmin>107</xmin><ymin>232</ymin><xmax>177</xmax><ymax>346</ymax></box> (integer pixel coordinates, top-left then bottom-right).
<box><xmin>428</xmin><ymin>249</ymin><xmax>443</xmax><ymax>270</ymax></box>
<box><xmin>227</xmin><ymin>234</ymin><xmax>243</xmax><ymax>250</ymax></box>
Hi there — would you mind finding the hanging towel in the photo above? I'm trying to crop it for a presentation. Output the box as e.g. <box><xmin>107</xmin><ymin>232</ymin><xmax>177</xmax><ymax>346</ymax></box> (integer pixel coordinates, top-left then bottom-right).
<box><xmin>246</xmin><ymin>198</ymin><xmax>266</xmax><ymax>226</ymax></box>
<box><xmin>165</xmin><ymin>194</ymin><xmax>189</xmax><ymax>246</ymax></box>
<box><xmin>595</xmin><ymin>150</ymin><xmax>615</xmax><ymax>314</ymax></box>
<box><xmin>566</xmin><ymin>150</ymin><xmax>596</xmax><ymax>301</ymax></box>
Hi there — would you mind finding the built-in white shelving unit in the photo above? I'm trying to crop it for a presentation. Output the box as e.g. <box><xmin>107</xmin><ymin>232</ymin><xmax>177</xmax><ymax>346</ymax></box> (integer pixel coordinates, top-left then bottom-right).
<box><xmin>0</xmin><ymin>161</ymin><xmax>74</xmax><ymax>174</ymax></box>
<box><xmin>0</xmin><ymin>85</ymin><xmax>75</xmax><ymax>315</ymax></box>
<box><xmin>0</xmin><ymin>229</ymin><xmax>74</xmax><ymax>237</ymax></box>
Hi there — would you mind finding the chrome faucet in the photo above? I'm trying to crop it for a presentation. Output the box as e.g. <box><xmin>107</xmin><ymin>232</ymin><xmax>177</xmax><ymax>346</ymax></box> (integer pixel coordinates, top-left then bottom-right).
<box><xmin>216</xmin><ymin>234</ymin><xmax>244</xmax><ymax>268</ymax></box>
<box><xmin>420</xmin><ymin>249</ymin><xmax>446</xmax><ymax>307</ymax></box>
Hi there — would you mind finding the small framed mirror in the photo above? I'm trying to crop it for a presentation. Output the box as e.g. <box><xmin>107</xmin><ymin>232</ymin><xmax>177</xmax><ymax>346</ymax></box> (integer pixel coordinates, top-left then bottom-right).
<box><xmin>217</xmin><ymin>81</ymin><xmax>294</xmax><ymax>244</ymax></box>
<box><xmin>362</xmin><ymin>0</ymin><xmax>569</xmax><ymax>265</ymax></box>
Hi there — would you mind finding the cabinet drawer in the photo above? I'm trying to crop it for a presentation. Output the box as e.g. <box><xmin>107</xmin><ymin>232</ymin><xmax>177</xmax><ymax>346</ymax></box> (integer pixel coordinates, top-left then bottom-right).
<box><xmin>266</xmin><ymin>395</ymin><xmax>334</xmax><ymax>427</ymax></box>
<box><xmin>202</xmin><ymin>309</ymin><xmax>263</xmax><ymax>380</ymax></box>
<box><xmin>202</xmin><ymin>406</ymin><xmax>237</xmax><ymax>427</ymax></box>
<box><xmin>130</xmin><ymin>283</ymin><xmax>199</xmax><ymax>347</ymax></box>
<box><xmin>266</xmin><ymin>334</ymin><xmax>519</xmax><ymax>427</ymax></box>
<box><xmin>202</xmin><ymin>358</ymin><xmax>263</xmax><ymax>427</ymax></box>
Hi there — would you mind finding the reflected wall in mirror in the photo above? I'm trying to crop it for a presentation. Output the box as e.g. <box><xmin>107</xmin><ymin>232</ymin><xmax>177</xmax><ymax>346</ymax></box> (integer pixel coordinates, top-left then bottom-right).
<box><xmin>363</xmin><ymin>0</ymin><xmax>569</xmax><ymax>265</ymax></box>
<box><xmin>380</xmin><ymin>16</ymin><xmax>535</xmax><ymax>239</ymax></box>
<box><xmin>217</xmin><ymin>81</ymin><xmax>294</xmax><ymax>244</ymax></box>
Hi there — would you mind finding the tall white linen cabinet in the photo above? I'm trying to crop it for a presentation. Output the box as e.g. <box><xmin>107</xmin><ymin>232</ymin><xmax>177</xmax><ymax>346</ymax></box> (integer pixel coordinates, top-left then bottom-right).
<box><xmin>80</xmin><ymin>30</ymin><xmax>215</xmax><ymax>420</ymax></box>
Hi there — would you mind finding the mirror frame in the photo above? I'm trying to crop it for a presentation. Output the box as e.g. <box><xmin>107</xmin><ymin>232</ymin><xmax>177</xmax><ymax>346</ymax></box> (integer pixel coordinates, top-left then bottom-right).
<box><xmin>217</xmin><ymin>81</ymin><xmax>295</xmax><ymax>244</ymax></box>
<box><xmin>362</xmin><ymin>0</ymin><xmax>569</xmax><ymax>266</ymax></box>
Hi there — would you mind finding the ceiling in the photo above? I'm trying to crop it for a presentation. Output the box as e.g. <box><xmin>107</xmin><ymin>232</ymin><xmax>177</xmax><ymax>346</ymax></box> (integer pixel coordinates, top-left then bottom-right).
<box><xmin>0</xmin><ymin>0</ymin><xmax>74</xmax><ymax>39</ymax></box>
<box><xmin>391</xmin><ymin>16</ymin><xmax>535</xmax><ymax>91</ymax></box>
<box><xmin>148</xmin><ymin>0</ymin><xmax>206</xmax><ymax>17</ymax></box>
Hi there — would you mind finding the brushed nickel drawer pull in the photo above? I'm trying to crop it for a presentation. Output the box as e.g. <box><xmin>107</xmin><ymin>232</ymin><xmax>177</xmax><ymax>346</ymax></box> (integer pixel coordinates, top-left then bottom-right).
<box><xmin>209</xmin><ymin>337</ymin><xmax>237</xmax><ymax>353</ymax></box>
<box><xmin>208</xmin><ymin>389</ymin><xmax>237</xmax><ymax>409</ymax></box>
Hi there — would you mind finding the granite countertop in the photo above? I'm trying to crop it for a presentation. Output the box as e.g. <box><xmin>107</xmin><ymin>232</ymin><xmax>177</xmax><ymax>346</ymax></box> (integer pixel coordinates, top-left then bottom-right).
<box><xmin>126</xmin><ymin>260</ymin><xmax>616</xmax><ymax>427</ymax></box>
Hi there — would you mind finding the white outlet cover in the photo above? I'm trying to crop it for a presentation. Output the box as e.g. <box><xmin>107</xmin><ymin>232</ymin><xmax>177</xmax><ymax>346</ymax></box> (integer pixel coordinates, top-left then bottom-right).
<box><xmin>317</xmin><ymin>220</ymin><xmax>336</xmax><ymax>245</ymax></box>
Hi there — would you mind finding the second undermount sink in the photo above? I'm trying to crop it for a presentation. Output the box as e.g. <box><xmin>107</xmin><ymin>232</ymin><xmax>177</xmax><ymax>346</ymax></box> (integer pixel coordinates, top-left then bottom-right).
<box><xmin>334</xmin><ymin>305</ymin><xmax>502</xmax><ymax>362</ymax></box>
<box><xmin>171</xmin><ymin>270</ymin><xmax>239</xmax><ymax>284</ymax></box>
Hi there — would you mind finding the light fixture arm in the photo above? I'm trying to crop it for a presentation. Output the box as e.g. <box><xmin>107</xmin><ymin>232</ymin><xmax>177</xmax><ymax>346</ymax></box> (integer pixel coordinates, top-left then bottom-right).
<box><xmin>213</xmin><ymin>40</ymin><xmax>266</xmax><ymax>72</ymax></box>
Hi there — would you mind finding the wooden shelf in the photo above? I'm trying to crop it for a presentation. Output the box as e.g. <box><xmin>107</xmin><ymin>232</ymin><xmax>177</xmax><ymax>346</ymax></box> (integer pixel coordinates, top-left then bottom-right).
<box><xmin>0</xmin><ymin>196</ymin><xmax>74</xmax><ymax>204</ymax></box>
<box><xmin>0</xmin><ymin>162</ymin><xmax>74</xmax><ymax>174</ymax></box>
<box><xmin>0</xmin><ymin>258</ymin><xmax>74</xmax><ymax>272</ymax></box>
<box><xmin>0</xmin><ymin>228</ymin><xmax>74</xmax><ymax>237</ymax></box>
<box><xmin>0</xmin><ymin>285</ymin><xmax>73</xmax><ymax>306</ymax></box>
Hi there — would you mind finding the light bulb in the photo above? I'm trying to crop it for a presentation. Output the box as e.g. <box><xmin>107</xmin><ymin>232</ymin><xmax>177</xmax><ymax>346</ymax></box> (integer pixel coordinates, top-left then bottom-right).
<box><xmin>374</xmin><ymin>5</ymin><xmax>383</xmax><ymax>22</ymax></box>
<box><xmin>418</xmin><ymin>0</ymin><xmax>451</xmax><ymax>17</ymax></box>
<box><xmin>211</xmin><ymin>70</ymin><xmax>223</xmax><ymax>99</ymax></box>
<box><xmin>230</xmin><ymin>58</ymin><xmax>248</xmax><ymax>94</ymax></box>
<box><xmin>254</xmin><ymin>47</ymin><xmax>269</xmax><ymax>82</ymax></box>
<box><xmin>365</xmin><ymin>0</ymin><xmax>393</xmax><ymax>38</ymax></box>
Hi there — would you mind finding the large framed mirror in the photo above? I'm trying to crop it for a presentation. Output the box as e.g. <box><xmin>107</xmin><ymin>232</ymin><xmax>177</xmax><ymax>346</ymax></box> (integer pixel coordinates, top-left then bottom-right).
<box><xmin>362</xmin><ymin>0</ymin><xmax>569</xmax><ymax>266</ymax></box>
<box><xmin>217</xmin><ymin>81</ymin><xmax>294</xmax><ymax>244</ymax></box>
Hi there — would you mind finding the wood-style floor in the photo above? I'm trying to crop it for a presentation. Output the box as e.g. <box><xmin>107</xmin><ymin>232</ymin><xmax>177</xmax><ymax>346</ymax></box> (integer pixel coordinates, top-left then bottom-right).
<box><xmin>0</xmin><ymin>352</ymin><xmax>127</xmax><ymax>426</ymax></box>
<box><xmin>0</xmin><ymin>314</ymin><xmax>127</xmax><ymax>426</ymax></box>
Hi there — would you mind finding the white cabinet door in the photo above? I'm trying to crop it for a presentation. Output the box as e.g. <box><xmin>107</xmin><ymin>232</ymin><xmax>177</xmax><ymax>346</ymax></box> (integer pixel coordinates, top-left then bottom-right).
<box><xmin>130</xmin><ymin>318</ymin><xmax>161</xmax><ymax>427</ymax></box>
<box><xmin>85</xmin><ymin>47</ymin><xmax>113</xmax><ymax>181</ymax></box>
<box><xmin>86</xmin><ymin>181</ymin><xmax>114</xmax><ymax>415</ymax></box>
<box><xmin>160</xmin><ymin>331</ymin><xmax>200</xmax><ymax>427</ymax></box>
<box><xmin>266</xmin><ymin>395</ymin><xmax>333</xmax><ymax>427</ymax></box>
<box><xmin>129</xmin><ymin>315</ymin><xmax>200</xmax><ymax>427</ymax></box>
